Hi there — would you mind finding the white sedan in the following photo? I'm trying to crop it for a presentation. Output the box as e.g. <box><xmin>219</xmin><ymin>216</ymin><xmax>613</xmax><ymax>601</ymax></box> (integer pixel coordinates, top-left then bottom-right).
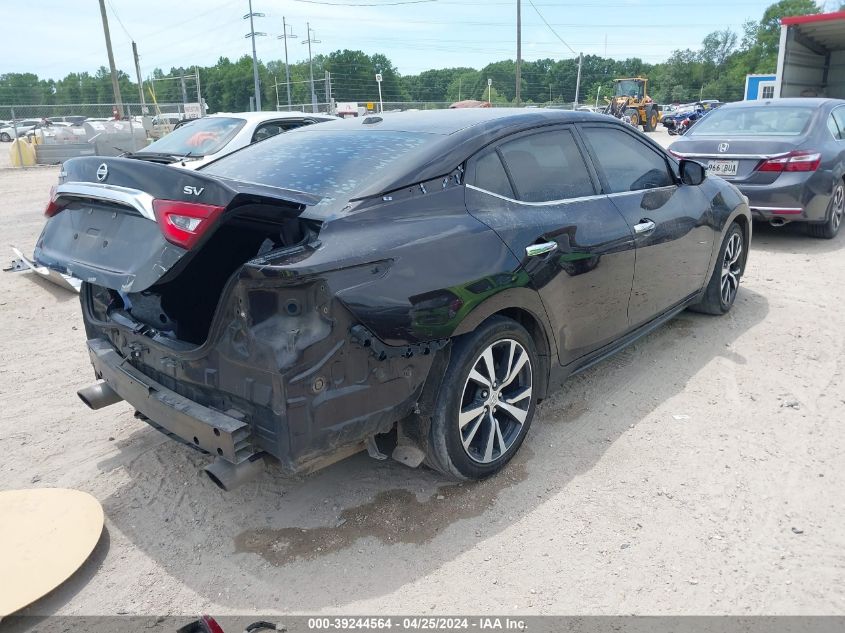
<box><xmin>128</xmin><ymin>111</ymin><xmax>336</xmax><ymax>170</ymax></box>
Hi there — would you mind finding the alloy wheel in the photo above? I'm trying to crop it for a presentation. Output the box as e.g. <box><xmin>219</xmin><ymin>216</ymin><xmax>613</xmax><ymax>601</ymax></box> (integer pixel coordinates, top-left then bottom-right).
<box><xmin>720</xmin><ymin>232</ymin><xmax>743</xmax><ymax>306</ymax></box>
<box><xmin>458</xmin><ymin>338</ymin><xmax>532</xmax><ymax>464</ymax></box>
<box><xmin>832</xmin><ymin>185</ymin><xmax>844</xmax><ymax>233</ymax></box>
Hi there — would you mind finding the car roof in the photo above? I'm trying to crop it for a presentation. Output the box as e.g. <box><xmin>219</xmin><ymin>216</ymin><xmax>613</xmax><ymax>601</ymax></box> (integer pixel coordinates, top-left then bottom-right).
<box><xmin>720</xmin><ymin>98</ymin><xmax>845</xmax><ymax>109</ymax></box>
<box><xmin>255</xmin><ymin>108</ymin><xmax>644</xmax><ymax>205</ymax></box>
<box><xmin>208</xmin><ymin>111</ymin><xmax>335</xmax><ymax>122</ymax></box>
<box><xmin>293</xmin><ymin>107</ymin><xmax>605</xmax><ymax>136</ymax></box>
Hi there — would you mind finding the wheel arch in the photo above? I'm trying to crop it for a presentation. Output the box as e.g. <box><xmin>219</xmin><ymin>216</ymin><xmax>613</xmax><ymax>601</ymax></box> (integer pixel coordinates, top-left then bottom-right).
<box><xmin>451</xmin><ymin>290</ymin><xmax>555</xmax><ymax>401</ymax></box>
<box><xmin>495</xmin><ymin>307</ymin><xmax>552</xmax><ymax>401</ymax></box>
<box><xmin>732</xmin><ymin>212</ymin><xmax>751</xmax><ymax>269</ymax></box>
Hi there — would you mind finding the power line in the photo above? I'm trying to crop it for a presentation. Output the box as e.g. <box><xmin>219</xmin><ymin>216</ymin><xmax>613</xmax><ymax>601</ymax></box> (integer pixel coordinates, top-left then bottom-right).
<box><xmin>106</xmin><ymin>0</ymin><xmax>134</xmax><ymax>42</ymax></box>
<box><xmin>527</xmin><ymin>0</ymin><xmax>577</xmax><ymax>56</ymax></box>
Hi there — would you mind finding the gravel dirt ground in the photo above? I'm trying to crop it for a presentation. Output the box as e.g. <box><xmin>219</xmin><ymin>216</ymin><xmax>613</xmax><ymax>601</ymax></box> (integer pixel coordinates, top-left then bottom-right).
<box><xmin>1</xmin><ymin>130</ymin><xmax>844</xmax><ymax>616</ymax></box>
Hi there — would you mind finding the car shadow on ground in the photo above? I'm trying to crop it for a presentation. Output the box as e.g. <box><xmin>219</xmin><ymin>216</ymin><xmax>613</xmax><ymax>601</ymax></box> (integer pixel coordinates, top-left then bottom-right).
<box><xmin>25</xmin><ymin>288</ymin><xmax>770</xmax><ymax>614</ymax></box>
<box><xmin>750</xmin><ymin>220</ymin><xmax>845</xmax><ymax>255</ymax></box>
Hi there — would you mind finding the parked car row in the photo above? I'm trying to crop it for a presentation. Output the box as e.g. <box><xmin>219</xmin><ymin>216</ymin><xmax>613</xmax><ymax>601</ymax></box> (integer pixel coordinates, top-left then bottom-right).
<box><xmin>0</xmin><ymin>116</ymin><xmax>117</xmax><ymax>142</ymax></box>
<box><xmin>0</xmin><ymin>119</ymin><xmax>42</xmax><ymax>142</ymax></box>
<box><xmin>0</xmin><ymin>114</ymin><xmax>191</xmax><ymax>142</ymax></box>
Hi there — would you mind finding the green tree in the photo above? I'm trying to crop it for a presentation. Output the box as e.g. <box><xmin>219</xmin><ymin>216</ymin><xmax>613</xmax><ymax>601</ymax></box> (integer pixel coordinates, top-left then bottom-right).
<box><xmin>700</xmin><ymin>30</ymin><xmax>739</xmax><ymax>67</ymax></box>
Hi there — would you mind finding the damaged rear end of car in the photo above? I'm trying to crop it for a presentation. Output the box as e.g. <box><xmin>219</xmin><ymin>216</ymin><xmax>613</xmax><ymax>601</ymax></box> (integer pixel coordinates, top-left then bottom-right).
<box><xmin>35</xmin><ymin>153</ymin><xmax>443</xmax><ymax>489</ymax></box>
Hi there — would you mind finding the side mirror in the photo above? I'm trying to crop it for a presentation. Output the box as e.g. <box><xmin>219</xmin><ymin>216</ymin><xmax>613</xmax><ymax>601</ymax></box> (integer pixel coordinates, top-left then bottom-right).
<box><xmin>679</xmin><ymin>159</ymin><xmax>706</xmax><ymax>186</ymax></box>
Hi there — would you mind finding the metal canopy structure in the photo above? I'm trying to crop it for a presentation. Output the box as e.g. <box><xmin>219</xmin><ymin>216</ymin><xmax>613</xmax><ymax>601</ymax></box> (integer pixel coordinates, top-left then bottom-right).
<box><xmin>776</xmin><ymin>11</ymin><xmax>845</xmax><ymax>99</ymax></box>
<box><xmin>781</xmin><ymin>11</ymin><xmax>845</xmax><ymax>51</ymax></box>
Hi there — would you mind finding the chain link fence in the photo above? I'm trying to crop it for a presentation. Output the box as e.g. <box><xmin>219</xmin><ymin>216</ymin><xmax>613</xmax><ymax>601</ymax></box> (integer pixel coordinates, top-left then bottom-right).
<box><xmin>0</xmin><ymin>102</ymin><xmax>185</xmax><ymax>122</ymax></box>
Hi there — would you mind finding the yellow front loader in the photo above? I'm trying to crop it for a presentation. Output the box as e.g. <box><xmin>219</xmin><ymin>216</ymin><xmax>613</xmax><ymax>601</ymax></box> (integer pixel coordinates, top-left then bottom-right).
<box><xmin>604</xmin><ymin>77</ymin><xmax>661</xmax><ymax>132</ymax></box>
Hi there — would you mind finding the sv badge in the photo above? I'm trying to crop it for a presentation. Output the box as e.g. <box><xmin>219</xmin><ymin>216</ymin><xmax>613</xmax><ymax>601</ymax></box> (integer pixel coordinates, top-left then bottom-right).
<box><xmin>183</xmin><ymin>186</ymin><xmax>205</xmax><ymax>196</ymax></box>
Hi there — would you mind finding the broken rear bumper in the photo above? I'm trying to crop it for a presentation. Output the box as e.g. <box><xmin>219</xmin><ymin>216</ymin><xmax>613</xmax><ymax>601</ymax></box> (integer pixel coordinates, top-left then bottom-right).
<box><xmin>87</xmin><ymin>338</ymin><xmax>255</xmax><ymax>464</ymax></box>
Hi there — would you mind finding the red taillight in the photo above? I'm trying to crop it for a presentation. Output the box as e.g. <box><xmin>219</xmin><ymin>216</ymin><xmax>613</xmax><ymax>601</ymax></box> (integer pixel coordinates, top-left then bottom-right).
<box><xmin>152</xmin><ymin>199</ymin><xmax>225</xmax><ymax>250</ymax></box>
<box><xmin>200</xmin><ymin>616</ymin><xmax>225</xmax><ymax>633</ymax></box>
<box><xmin>44</xmin><ymin>185</ymin><xmax>64</xmax><ymax>217</ymax></box>
<box><xmin>758</xmin><ymin>150</ymin><xmax>821</xmax><ymax>173</ymax></box>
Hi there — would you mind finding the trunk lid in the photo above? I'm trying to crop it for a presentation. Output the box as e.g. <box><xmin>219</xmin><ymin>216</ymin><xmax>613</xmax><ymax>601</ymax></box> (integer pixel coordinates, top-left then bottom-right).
<box><xmin>34</xmin><ymin>156</ymin><xmax>319</xmax><ymax>293</ymax></box>
<box><xmin>669</xmin><ymin>136</ymin><xmax>808</xmax><ymax>184</ymax></box>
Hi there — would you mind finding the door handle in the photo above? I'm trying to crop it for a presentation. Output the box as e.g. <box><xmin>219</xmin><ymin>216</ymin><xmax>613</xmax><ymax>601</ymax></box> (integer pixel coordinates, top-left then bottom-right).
<box><xmin>633</xmin><ymin>219</ymin><xmax>656</xmax><ymax>234</ymax></box>
<box><xmin>525</xmin><ymin>241</ymin><xmax>558</xmax><ymax>257</ymax></box>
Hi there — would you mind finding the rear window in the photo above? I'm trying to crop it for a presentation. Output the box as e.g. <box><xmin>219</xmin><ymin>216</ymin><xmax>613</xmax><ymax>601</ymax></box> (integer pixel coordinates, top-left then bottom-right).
<box><xmin>140</xmin><ymin>117</ymin><xmax>246</xmax><ymax>157</ymax></box>
<box><xmin>689</xmin><ymin>106</ymin><xmax>815</xmax><ymax>137</ymax></box>
<box><xmin>203</xmin><ymin>129</ymin><xmax>432</xmax><ymax>208</ymax></box>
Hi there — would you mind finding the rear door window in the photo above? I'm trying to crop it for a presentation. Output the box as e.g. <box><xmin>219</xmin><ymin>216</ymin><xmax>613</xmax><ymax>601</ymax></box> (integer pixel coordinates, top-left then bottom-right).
<box><xmin>827</xmin><ymin>113</ymin><xmax>841</xmax><ymax>140</ymax></box>
<box><xmin>251</xmin><ymin>120</ymin><xmax>310</xmax><ymax>143</ymax></box>
<box><xmin>580</xmin><ymin>126</ymin><xmax>674</xmax><ymax>193</ymax></box>
<box><xmin>472</xmin><ymin>151</ymin><xmax>515</xmax><ymax>198</ymax></box>
<box><xmin>252</xmin><ymin>122</ymin><xmax>286</xmax><ymax>143</ymax></box>
<box><xmin>496</xmin><ymin>129</ymin><xmax>595</xmax><ymax>202</ymax></box>
<box><xmin>832</xmin><ymin>107</ymin><xmax>845</xmax><ymax>140</ymax></box>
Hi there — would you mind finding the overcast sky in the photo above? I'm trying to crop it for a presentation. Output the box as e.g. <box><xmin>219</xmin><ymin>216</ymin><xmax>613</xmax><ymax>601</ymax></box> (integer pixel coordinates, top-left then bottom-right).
<box><xmin>2</xmin><ymin>0</ymin><xmax>791</xmax><ymax>81</ymax></box>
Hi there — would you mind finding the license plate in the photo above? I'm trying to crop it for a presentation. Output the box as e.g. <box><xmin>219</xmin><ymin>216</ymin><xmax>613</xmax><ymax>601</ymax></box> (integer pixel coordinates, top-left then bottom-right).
<box><xmin>707</xmin><ymin>159</ymin><xmax>738</xmax><ymax>177</ymax></box>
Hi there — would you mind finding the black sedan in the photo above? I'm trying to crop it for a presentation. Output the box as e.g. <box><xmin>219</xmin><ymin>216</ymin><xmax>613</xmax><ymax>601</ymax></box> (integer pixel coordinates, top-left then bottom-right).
<box><xmin>669</xmin><ymin>98</ymin><xmax>845</xmax><ymax>238</ymax></box>
<box><xmin>33</xmin><ymin>109</ymin><xmax>750</xmax><ymax>487</ymax></box>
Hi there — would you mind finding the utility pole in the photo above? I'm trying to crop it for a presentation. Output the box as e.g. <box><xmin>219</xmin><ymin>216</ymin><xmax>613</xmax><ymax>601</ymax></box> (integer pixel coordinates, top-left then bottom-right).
<box><xmin>574</xmin><ymin>52</ymin><xmax>583</xmax><ymax>109</ymax></box>
<box><xmin>516</xmin><ymin>0</ymin><xmax>521</xmax><ymax>106</ymax></box>
<box><xmin>180</xmin><ymin>74</ymin><xmax>188</xmax><ymax>106</ymax></box>
<box><xmin>131</xmin><ymin>41</ymin><xmax>146</xmax><ymax>114</ymax></box>
<box><xmin>325</xmin><ymin>70</ymin><xmax>332</xmax><ymax>112</ymax></box>
<box><xmin>303</xmin><ymin>23</ymin><xmax>321</xmax><ymax>113</ymax></box>
<box><xmin>277</xmin><ymin>17</ymin><xmax>297</xmax><ymax>110</ymax></box>
<box><xmin>98</xmin><ymin>0</ymin><xmax>124</xmax><ymax>118</ymax></box>
<box><xmin>243</xmin><ymin>0</ymin><xmax>266</xmax><ymax>111</ymax></box>
<box><xmin>195</xmin><ymin>66</ymin><xmax>203</xmax><ymax>114</ymax></box>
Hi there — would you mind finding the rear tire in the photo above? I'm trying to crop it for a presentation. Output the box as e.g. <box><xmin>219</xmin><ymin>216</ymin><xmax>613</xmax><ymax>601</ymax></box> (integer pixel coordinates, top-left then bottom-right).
<box><xmin>0</xmin><ymin>132</ymin><xmax>10</xmax><ymax>142</ymax></box>
<box><xmin>806</xmin><ymin>182</ymin><xmax>843</xmax><ymax>239</ymax></box>
<box><xmin>425</xmin><ymin>316</ymin><xmax>537</xmax><ymax>480</ymax></box>
<box><xmin>689</xmin><ymin>222</ymin><xmax>744</xmax><ymax>315</ymax></box>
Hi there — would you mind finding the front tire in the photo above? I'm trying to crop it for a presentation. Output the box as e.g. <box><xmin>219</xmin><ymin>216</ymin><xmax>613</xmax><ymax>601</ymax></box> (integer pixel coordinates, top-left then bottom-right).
<box><xmin>425</xmin><ymin>316</ymin><xmax>537</xmax><ymax>480</ymax></box>
<box><xmin>0</xmin><ymin>132</ymin><xmax>11</xmax><ymax>142</ymax></box>
<box><xmin>624</xmin><ymin>108</ymin><xmax>640</xmax><ymax>127</ymax></box>
<box><xmin>807</xmin><ymin>182</ymin><xmax>843</xmax><ymax>239</ymax></box>
<box><xmin>689</xmin><ymin>222</ymin><xmax>745</xmax><ymax>315</ymax></box>
<box><xmin>645</xmin><ymin>108</ymin><xmax>658</xmax><ymax>132</ymax></box>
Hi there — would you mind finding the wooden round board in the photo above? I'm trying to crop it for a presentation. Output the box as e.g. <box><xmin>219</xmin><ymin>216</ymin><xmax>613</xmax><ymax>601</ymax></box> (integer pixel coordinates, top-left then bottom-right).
<box><xmin>0</xmin><ymin>488</ymin><xmax>104</xmax><ymax>616</ymax></box>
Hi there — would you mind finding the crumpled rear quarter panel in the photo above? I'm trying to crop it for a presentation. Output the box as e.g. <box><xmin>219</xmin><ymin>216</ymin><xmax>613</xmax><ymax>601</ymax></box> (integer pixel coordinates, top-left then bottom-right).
<box><xmin>84</xmin><ymin>272</ymin><xmax>437</xmax><ymax>472</ymax></box>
